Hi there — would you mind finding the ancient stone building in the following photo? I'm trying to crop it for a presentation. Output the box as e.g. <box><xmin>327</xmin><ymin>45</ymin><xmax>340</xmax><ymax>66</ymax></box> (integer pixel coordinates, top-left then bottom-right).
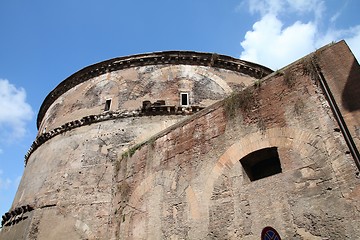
<box><xmin>1</xmin><ymin>41</ymin><xmax>360</xmax><ymax>239</ymax></box>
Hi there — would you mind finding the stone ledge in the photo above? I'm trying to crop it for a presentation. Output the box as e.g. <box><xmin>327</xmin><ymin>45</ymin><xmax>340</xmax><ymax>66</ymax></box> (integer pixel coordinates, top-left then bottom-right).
<box><xmin>1</xmin><ymin>205</ymin><xmax>33</xmax><ymax>227</ymax></box>
<box><xmin>27</xmin><ymin>106</ymin><xmax>204</xmax><ymax>166</ymax></box>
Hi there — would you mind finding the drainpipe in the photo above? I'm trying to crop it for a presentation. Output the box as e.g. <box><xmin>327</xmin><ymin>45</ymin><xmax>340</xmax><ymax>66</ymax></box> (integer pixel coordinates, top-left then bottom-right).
<box><xmin>313</xmin><ymin>61</ymin><xmax>360</xmax><ymax>171</ymax></box>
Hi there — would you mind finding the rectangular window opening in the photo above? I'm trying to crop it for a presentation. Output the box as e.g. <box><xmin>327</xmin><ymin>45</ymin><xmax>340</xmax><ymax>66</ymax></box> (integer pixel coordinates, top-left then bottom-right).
<box><xmin>180</xmin><ymin>93</ymin><xmax>189</xmax><ymax>106</ymax></box>
<box><xmin>104</xmin><ymin>99</ymin><xmax>112</xmax><ymax>111</ymax></box>
<box><xmin>240</xmin><ymin>147</ymin><xmax>282</xmax><ymax>182</ymax></box>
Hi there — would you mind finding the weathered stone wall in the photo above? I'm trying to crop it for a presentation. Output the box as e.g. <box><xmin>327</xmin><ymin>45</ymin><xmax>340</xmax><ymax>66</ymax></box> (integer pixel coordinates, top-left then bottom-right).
<box><xmin>112</xmin><ymin>42</ymin><xmax>360</xmax><ymax>239</ymax></box>
<box><xmin>5</xmin><ymin>115</ymin><xmax>190</xmax><ymax>239</ymax></box>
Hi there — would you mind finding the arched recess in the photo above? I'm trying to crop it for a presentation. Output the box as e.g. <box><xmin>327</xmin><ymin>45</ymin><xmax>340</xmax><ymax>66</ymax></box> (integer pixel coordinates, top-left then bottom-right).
<box><xmin>204</xmin><ymin>127</ymin><xmax>327</xmax><ymax>196</ymax></box>
<box><xmin>200</xmin><ymin>126</ymin><xmax>358</xmax><ymax>238</ymax></box>
<box><xmin>188</xmin><ymin>127</ymin><xmax>331</xmax><ymax>237</ymax></box>
<box><xmin>116</xmin><ymin>126</ymin><xmax>350</xmax><ymax>238</ymax></box>
<box><xmin>150</xmin><ymin>65</ymin><xmax>233</xmax><ymax>93</ymax></box>
<box><xmin>151</xmin><ymin>65</ymin><xmax>233</xmax><ymax>95</ymax></box>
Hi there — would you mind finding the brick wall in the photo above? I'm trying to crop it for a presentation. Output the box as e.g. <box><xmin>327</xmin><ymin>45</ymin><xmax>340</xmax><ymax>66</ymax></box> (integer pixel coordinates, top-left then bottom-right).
<box><xmin>113</xmin><ymin>43</ymin><xmax>360</xmax><ymax>239</ymax></box>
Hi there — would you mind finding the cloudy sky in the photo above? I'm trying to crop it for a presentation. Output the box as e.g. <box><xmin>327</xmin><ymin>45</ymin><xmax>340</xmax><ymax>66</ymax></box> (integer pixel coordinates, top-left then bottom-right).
<box><xmin>0</xmin><ymin>0</ymin><xmax>359</xmax><ymax>216</ymax></box>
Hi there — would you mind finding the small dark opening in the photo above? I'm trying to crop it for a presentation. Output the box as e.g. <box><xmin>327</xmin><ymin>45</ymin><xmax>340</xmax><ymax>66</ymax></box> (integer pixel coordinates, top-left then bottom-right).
<box><xmin>104</xmin><ymin>99</ymin><xmax>111</xmax><ymax>111</ymax></box>
<box><xmin>240</xmin><ymin>147</ymin><xmax>282</xmax><ymax>181</ymax></box>
<box><xmin>181</xmin><ymin>93</ymin><xmax>189</xmax><ymax>106</ymax></box>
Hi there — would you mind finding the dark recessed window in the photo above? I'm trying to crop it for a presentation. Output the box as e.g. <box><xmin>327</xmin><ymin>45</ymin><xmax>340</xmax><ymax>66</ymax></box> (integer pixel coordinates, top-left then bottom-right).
<box><xmin>180</xmin><ymin>93</ymin><xmax>189</xmax><ymax>106</ymax></box>
<box><xmin>104</xmin><ymin>99</ymin><xmax>112</xmax><ymax>111</ymax></box>
<box><xmin>240</xmin><ymin>147</ymin><xmax>282</xmax><ymax>181</ymax></box>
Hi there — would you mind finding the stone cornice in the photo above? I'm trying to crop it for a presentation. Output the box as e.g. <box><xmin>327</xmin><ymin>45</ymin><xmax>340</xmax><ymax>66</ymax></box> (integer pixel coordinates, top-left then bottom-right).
<box><xmin>37</xmin><ymin>51</ymin><xmax>273</xmax><ymax>129</ymax></box>
<box><xmin>1</xmin><ymin>205</ymin><xmax>34</xmax><ymax>227</ymax></box>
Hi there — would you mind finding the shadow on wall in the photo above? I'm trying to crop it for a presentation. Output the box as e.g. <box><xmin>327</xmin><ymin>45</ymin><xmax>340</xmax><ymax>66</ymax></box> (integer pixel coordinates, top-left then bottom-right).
<box><xmin>342</xmin><ymin>58</ymin><xmax>360</xmax><ymax>112</ymax></box>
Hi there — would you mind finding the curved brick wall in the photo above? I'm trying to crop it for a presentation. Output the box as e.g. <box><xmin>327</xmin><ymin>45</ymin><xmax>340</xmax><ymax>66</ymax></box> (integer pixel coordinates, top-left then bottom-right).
<box><xmin>37</xmin><ymin>51</ymin><xmax>272</xmax><ymax>129</ymax></box>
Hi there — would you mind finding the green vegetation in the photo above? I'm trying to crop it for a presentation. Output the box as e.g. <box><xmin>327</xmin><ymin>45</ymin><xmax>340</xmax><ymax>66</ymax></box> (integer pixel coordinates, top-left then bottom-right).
<box><xmin>301</xmin><ymin>54</ymin><xmax>319</xmax><ymax>81</ymax></box>
<box><xmin>294</xmin><ymin>99</ymin><xmax>305</xmax><ymax>116</ymax></box>
<box><xmin>119</xmin><ymin>136</ymin><xmax>157</xmax><ymax>161</ymax></box>
<box><xmin>283</xmin><ymin>69</ymin><xmax>296</xmax><ymax>87</ymax></box>
<box><xmin>224</xmin><ymin>88</ymin><xmax>256</xmax><ymax>118</ymax></box>
<box><xmin>274</xmin><ymin>69</ymin><xmax>284</xmax><ymax>77</ymax></box>
<box><xmin>254</xmin><ymin>79</ymin><xmax>261</xmax><ymax>89</ymax></box>
<box><xmin>257</xmin><ymin>118</ymin><xmax>266</xmax><ymax>133</ymax></box>
<box><xmin>121</xmin><ymin>144</ymin><xmax>141</xmax><ymax>159</ymax></box>
<box><xmin>147</xmin><ymin>137</ymin><xmax>156</xmax><ymax>149</ymax></box>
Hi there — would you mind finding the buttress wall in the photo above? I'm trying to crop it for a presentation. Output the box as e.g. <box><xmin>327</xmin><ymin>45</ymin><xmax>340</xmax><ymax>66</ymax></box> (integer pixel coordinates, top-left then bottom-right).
<box><xmin>315</xmin><ymin>41</ymin><xmax>360</xmax><ymax>153</ymax></box>
<box><xmin>112</xmin><ymin>42</ymin><xmax>360</xmax><ymax>239</ymax></box>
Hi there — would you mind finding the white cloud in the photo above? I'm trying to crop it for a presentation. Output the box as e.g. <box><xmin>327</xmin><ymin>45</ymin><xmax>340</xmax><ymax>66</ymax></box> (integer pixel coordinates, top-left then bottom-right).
<box><xmin>314</xmin><ymin>25</ymin><xmax>360</xmax><ymax>60</ymax></box>
<box><xmin>240</xmin><ymin>14</ymin><xmax>317</xmax><ymax>69</ymax></box>
<box><xmin>0</xmin><ymin>79</ymin><xmax>33</xmax><ymax>141</ymax></box>
<box><xmin>344</xmin><ymin>26</ymin><xmax>360</xmax><ymax>62</ymax></box>
<box><xmin>239</xmin><ymin>0</ymin><xmax>360</xmax><ymax>69</ymax></box>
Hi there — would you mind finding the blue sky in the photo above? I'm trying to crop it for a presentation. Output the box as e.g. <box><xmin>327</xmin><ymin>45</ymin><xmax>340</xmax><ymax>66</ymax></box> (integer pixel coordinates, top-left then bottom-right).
<box><xmin>0</xmin><ymin>0</ymin><xmax>359</xmax><ymax>216</ymax></box>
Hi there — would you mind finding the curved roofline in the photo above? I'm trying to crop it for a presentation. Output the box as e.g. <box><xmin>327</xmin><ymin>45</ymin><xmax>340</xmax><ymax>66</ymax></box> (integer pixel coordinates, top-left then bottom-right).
<box><xmin>37</xmin><ymin>50</ymin><xmax>273</xmax><ymax>129</ymax></box>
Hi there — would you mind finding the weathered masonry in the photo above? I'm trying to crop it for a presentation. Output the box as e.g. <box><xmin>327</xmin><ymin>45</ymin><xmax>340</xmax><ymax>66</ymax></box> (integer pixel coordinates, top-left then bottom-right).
<box><xmin>1</xmin><ymin>41</ymin><xmax>360</xmax><ymax>239</ymax></box>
